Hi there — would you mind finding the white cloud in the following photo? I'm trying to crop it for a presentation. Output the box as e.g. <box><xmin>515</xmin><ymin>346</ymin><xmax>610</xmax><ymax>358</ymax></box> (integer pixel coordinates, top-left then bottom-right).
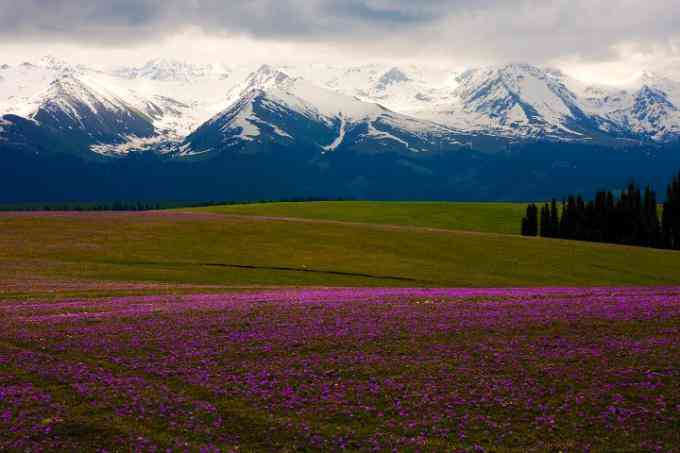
<box><xmin>1</xmin><ymin>0</ymin><xmax>680</xmax><ymax>84</ymax></box>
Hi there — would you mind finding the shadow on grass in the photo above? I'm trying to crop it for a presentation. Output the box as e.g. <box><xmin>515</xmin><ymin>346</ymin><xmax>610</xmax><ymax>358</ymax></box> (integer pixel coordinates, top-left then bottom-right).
<box><xmin>97</xmin><ymin>259</ymin><xmax>426</xmax><ymax>283</ymax></box>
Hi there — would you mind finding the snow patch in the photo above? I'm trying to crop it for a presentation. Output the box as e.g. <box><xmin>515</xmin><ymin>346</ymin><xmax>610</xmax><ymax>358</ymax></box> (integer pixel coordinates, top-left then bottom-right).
<box><xmin>177</xmin><ymin>142</ymin><xmax>213</xmax><ymax>157</ymax></box>
<box><xmin>365</xmin><ymin>120</ymin><xmax>410</xmax><ymax>149</ymax></box>
<box><xmin>322</xmin><ymin>115</ymin><xmax>346</xmax><ymax>152</ymax></box>
<box><xmin>268</xmin><ymin>123</ymin><xmax>293</xmax><ymax>139</ymax></box>
<box><xmin>0</xmin><ymin>116</ymin><xmax>11</xmax><ymax>140</ymax></box>
<box><xmin>90</xmin><ymin>134</ymin><xmax>165</xmax><ymax>156</ymax></box>
<box><xmin>222</xmin><ymin>102</ymin><xmax>261</xmax><ymax>141</ymax></box>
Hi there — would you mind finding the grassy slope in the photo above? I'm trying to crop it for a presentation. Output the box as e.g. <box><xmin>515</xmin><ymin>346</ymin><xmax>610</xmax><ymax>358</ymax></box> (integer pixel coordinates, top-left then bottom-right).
<box><xmin>1</xmin><ymin>211</ymin><xmax>680</xmax><ymax>297</ymax></box>
<box><xmin>191</xmin><ymin>202</ymin><xmax>527</xmax><ymax>235</ymax></box>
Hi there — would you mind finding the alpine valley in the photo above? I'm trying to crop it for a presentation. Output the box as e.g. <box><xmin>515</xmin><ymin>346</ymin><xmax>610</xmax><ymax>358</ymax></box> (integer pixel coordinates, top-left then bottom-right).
<box><xmin>3</xmin><ymin>56</ymin><xmax>680</xmax><ymax>202</ymax></box>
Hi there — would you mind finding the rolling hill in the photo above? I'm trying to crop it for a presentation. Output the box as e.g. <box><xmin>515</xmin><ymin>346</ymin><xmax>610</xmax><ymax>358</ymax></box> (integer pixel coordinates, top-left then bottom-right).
<box><xmin>191</xmin><ymin>201</ymin><xmax>527</xmax><ymax>235</ymax></box>
<box><xmin>2</xmin><ymin>204</ymin><xmax>680</xmax><ymax>300</ymax></box>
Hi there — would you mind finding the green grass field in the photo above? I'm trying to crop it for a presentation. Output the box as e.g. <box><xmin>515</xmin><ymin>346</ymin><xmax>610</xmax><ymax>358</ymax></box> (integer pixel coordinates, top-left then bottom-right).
<box><xmin>193</xmin><ymin>201</ymin><xmax>528</xmax><ymax>235</ymax></box>
<box><xmin>2</xmin><ymin>204</ymin><xmax>680</xmax><ymax>299</ymax></box>
<box><xmin>195</xmin><ymin>201</ymin><xmax>665</xmax><ymax>234</ymax></box>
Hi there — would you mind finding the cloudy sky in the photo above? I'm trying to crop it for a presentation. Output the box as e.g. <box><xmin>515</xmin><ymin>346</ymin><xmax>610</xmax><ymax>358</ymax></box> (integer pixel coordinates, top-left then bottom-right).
<box><xmin>1</xmin><ymin>0</ymin><xmax>680</xmax><ymax>84</ymax></box>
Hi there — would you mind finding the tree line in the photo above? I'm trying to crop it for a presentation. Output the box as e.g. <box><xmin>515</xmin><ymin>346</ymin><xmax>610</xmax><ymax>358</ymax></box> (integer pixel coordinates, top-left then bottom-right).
<box><xmin>522</xmin><ymin>171</ymin><xmax>680</xmax><ymax>250</ymax></box>
<box><xmin>0</xmin><ymin>197</ymin><xmax>357</xmax><ymax>212</ymax></box>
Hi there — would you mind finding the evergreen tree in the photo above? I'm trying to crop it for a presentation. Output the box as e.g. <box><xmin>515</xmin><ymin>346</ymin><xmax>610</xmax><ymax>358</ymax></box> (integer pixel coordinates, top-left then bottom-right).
<box><xmin>520</xmin><ymin>171</ymin><xmax>678</xmax><ymax>249</ymax></box>
<box><xmin>643</xmin><ymin>186</ymin><xmax>660</xmax><ymax>247</ymax></box>
<box><xmin>528</xmin><ymin>204</ymin><xmax>539</xmax><ymax>236</ymax></box>
<box><xmin>559</xmin><ymin>199</ymin><xmax>568</xmax><ymax>237</ymax></box>
<box><xmin>575</xmin><ymin>195</ymin><xmax>586</xmax><ymax>240</ymax></box>
<box><xmin>560</xmin><ymin>200</ymin><xmax>568</xmax><ymax>239</ymax></box>
<box><xmin>549</xmin><ymin>199</ymin><xmax>560</xmax><ymax>238</ymax></box>
<box><xmin>540</xmin><ymin>204</ymin><xmax>550</xmax><ymax>238</ymax></box>
<box><xmin>662</xmin><ymin>199</ymin><xmax>672</xmax><ymax>248</ymax></box>
<box><xmin>592</xmin><ymin>191</ymin><xmax>607</xmax><ymax>242</ymax></box>
<box><xmin>521</xmin><ymin>204</ymin><xmax>537</xmax><ymax>236</ymax></box>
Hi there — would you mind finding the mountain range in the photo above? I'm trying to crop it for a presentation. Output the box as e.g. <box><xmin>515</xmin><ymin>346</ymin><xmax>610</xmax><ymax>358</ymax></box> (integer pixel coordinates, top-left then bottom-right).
<box><xmin>2</xmin><ymin>56</ymin><xmax>680</xmax><ymax>203</ymax></box>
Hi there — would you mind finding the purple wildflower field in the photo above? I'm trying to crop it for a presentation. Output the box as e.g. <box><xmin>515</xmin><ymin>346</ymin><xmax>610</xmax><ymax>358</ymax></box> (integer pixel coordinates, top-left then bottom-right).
<box><xmin>1</xmin><ymin>287</ymin><xmax>679</xmax><ymax>451</ymax></box>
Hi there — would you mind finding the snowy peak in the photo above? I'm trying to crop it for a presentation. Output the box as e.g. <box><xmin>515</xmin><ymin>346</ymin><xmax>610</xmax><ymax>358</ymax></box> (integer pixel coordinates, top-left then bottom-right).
<box><xmin>376</xmin><ymin>67</ymin><xmax>411</xmax><ymax>91</ymax></box>
<box><xmin>615</xmin><ymin>85</ymin><xmax>680</xmax><ymax>140</ymax></box>
<box><xmin>635</xmin><ymin>85</ymin><xmax>675</xmax><ymax>110</ymax></box>
<box><xmin>220</xmin><ymin>65</ymin><xmax>296</xmax><ymax>109</ymax></box>
<box><xmin>4</xmin><ymin>56</ymin><xmax>680</xmax><ymax>156</ymax></box>
<box><xmin>183</xmin><ymin>71</ymin><xmax>464</xmax><ymax>158</ymax></box>
<box><xmin>38</xmin><ymin>55</ymin><xmax>71</xmax><ymax>72</ymax></box>
<box><xmin>114</xmin><ymin>59</ymin><xmax>216</xmax><ymax>82</ymax></box>
<box><xmin>573</xmin><ymin>77</ymin><xmax>680</xmax><ymax>141</ymax></box>
<box><xmin>636</xmin><ymin>73</ymin><xmax>680</xmax><ymax>105</ymax></box>
<box><xmin>276</xmin><ymin>64</ymin><xmax>458</xmax><ymax>114</ymax></box>
<box><xmin>242</xmin><ymin>65</ymin><xmax>294</xmax><ymax>92</ymax></box>
<box><xmin>453</xmin><ymin>63</ymin><xmax>579</xmax><ymax>121</ymax></box>
<box><xmin>419</xmin><ymin>63</ymin><xmax>595</xmax><ymax>138</ymax></box>
<box><xmin>636</xmin><ymin>71</ymin><xmax>675</xmax><ymax>88</ymax></box>
<box><xmin>185</xmin><ymin>73</ymin><xmax>359</xmax><ymax>155</ymax></box>
<box><xmin>28</xmin><ymin>73</ymin><xmax>156</xmax><ymax>151</ymax></box>
<box><xmin>36</xmin><ymin>74</ymin><xmax>125</xmax><ymax>122</ymax></box>
<box><xmin>229</xmin><ymin>66</ymin><xmax>385</xmax><ymax>122</ymax></box>
<box><xmin>632</xmin><ymin>87</ymin><xmax>678</xmax><ymax>134</ymax></box>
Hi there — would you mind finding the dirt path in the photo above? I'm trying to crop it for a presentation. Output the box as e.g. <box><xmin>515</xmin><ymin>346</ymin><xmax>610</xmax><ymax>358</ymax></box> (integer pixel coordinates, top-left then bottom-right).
<box><xmin>175</xmin><ymin>210</ymin><xmax>516</xmax><ymax>238</ymax></box>
<box><xmin>1</xmin><ymin>209</ymin><xmax>515</xmax><ymax>236</ymax></box>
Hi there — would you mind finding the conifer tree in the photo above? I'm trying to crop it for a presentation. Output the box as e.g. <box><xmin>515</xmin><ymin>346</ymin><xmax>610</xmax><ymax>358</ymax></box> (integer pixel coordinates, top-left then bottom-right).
<box><xmin>559</xmin><ymin>199</ymin><xmax>568</xmax><ymax>237</ymax></box>
<box><xmin>539</xmin><ymin>204</ymin><xmax>550</xmax><ymax>238</ymax></box>
<box><xmin>521</xmin><ymin>204</ymin><xmax>538</xmax><ymax>236</ymax></box>
<box><xmin>520</xmin><ymin>170</ymin><xmax>680</xmax><ymax>249</ymax></box>
<box><xmin>643</xmin><ymin>186</ymin><xmax>660</xmax><ymax>247</ymax></box>
<box><xmin>662</xmin><ymin>198</ymin><xmax>672</xmax><ymax>249</ymax></box>
<box><xmin>526</xmin><ymin>204</ymin><xmax>538</xmax><ymax>236</ymax></box>
<box><xmin>550</xmin><ymin>199</ymin><xmax>560</xmax><ymax>238</ymax></box>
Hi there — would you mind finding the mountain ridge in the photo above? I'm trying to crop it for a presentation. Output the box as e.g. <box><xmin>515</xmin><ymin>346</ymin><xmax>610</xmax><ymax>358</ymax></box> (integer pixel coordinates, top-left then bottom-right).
<box><xmin>3</xmin><ymin>57</ymin><xmax>680</xmax><ymax>204</ymax></box>
<box><xmin>3</xmin><ymin>57</ymin><xmax>680</xmax><ymax>160</ymax></box>
<box><xmin>180</xmin><ymin>65</ymin><xmax>465</xmax><ymax>158</ymax></box>
<box><xmin>0</xmin><ymin>57</ymin><xmax>680</xmax><ymax>150</ymax></box>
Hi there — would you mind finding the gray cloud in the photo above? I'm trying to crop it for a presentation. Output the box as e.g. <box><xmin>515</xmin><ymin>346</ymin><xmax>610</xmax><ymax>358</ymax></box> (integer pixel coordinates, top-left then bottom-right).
<box><xmin>1</xmin><ymin>0</ymin><xmax>679</xmax><ymax>65</ymax></box>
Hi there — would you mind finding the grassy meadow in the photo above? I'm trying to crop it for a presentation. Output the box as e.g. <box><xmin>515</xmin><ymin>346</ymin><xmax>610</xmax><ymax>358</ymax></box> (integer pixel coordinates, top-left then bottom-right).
<box><xmin>192</xmin><ymin>201</ymin><xmax>527</xmax><ymax>235</ymax></box>
<box><xmin>1</xmin><ymin>203</ymin><xmax>680</xmax><ymax>299</ymax></box>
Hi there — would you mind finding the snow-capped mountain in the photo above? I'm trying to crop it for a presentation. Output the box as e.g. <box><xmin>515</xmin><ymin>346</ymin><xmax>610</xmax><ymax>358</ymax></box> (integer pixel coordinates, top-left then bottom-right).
<box><xmin>282</xmin><ymin>64</ymin><xmax>460</xmax><ymax>114</ymax></box>
<box><xmin>33</xmin><ymin>75</ymin><xmax>155</xmax><ymax>143</ymax></box>
<box><xmin>5</xmin><ymin>57</ymin><xmax>680</xmax><ymax>204</ymax></box>
<box><xmin>3</xmin><ymin>56</ymin><xmax>680</xmax><ymax>161</ymax></box>
<box><xmin>0</xmin><ymin>57</ymin><xmax>241</xmax><ymax>155</ymax></box>
<box><xmin>0</xmin><ymin>60</ymin><xmax>157</xmax><ymax>155</ymax></box>
<box><xmin>112</xmin><ymin>59</ymin><xmax>224</xmax><ymax>82</ymax></box>
<box><xmin>603</xmin><ymin>86</ymin><xmax>680</xmax><ymax>141</ymax></box>
<box><xmin>93</xmin><ymin>60</ymin><xmax>256</xmax><ymax>148</ymax></box>
<box><xmin>38</xmin><ymin>55</ymin><xmax>74</xmax><ymax>72</ymax></box>
<box><xmin>416</xmin><ymin>64</ymin><xmax>602</xmax><ymax>139</ymax></box>
<box><xmin>0</xmin><ymin>59</ymin><xmax>73</xmax><ymax>118</ymax></box>
<box><xmin>182</xmin><ymin>65</ymin><xmax>464</xmax><ymax>157</ymax></box>
<box><xmin>278</xmin><ymin>62</ymin><xmax>680</xmax><ymax>143</ymax></box>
